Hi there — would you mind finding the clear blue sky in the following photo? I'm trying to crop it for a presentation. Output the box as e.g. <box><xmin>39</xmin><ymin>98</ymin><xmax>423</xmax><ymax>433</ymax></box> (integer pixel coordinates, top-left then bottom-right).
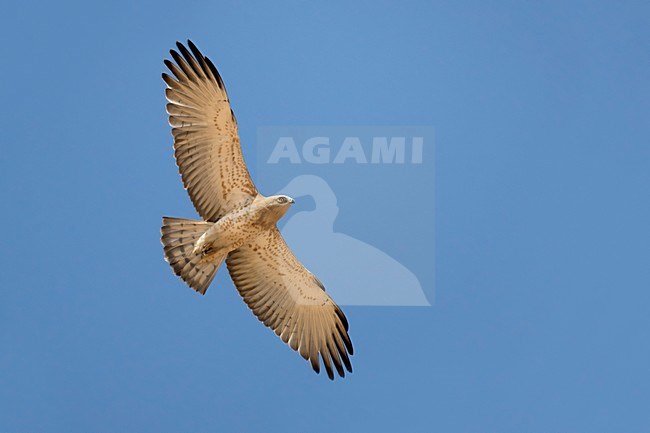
<box><xmin>1</xmin><ymin>1</ymin><xmax>649</xmax><ymax>432</ymax></box>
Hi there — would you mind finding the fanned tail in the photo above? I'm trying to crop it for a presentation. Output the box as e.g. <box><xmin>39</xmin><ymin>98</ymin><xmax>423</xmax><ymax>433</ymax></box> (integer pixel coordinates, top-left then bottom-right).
<box><xmin>161</xmin><ymin>217</ymin><xmax>225</xmax><ymax>294</ymax></box>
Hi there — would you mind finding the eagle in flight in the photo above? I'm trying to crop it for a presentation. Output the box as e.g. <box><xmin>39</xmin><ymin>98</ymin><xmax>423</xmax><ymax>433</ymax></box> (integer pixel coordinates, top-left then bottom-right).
<box><xmin>160</xmin><ymin>41</ymin><xmax>353</xmax><ymax>379</ymax></box>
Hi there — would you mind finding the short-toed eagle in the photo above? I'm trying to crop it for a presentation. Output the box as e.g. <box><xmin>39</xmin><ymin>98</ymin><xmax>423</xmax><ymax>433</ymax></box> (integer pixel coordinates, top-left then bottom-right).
<box><xmin>160</xmin><ymin>41</ymin><xmax>353</xmax><ymax>379</ymax></box>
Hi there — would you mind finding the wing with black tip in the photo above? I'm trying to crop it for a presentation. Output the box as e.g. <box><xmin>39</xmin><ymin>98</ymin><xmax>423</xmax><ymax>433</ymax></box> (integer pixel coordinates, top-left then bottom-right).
<box><xmin>226</xmin><ymin>228</ymin><xmax>354</xmax><ymax>379</ymax></box>
<box><xmin>163</xmin><ymin>40</ymin><xmax>257</xmax><ymax>222</ymax></box>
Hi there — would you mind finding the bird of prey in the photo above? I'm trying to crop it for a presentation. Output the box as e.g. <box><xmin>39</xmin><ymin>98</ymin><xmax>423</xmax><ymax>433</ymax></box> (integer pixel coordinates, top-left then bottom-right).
<box><xmin>160</xmin><ymin>41</ymin><xmax>353</xmax><ymax>379</ymax></box>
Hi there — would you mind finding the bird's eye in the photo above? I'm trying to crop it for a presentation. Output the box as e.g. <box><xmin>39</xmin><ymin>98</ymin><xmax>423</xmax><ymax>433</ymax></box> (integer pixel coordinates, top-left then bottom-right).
<box><xmin>277</xmin><ymin>196</ymin><xmax>287</xmax><ymax>203</ymax></box>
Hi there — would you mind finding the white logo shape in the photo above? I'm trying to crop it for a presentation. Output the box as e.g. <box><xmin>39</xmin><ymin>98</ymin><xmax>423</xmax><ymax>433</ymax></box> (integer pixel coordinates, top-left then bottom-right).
<box><xmin>278</xmin><ymin>174</ymin><xmax>430</xmax><ymax>306</ymax></box>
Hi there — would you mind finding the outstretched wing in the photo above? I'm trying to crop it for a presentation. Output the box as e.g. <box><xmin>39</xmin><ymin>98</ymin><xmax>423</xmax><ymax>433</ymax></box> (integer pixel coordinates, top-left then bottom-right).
<box><xmin>226</xmin><ymin>228</ymin><xmax>354</xmax><ymax>379</ymax></box>
<box><xmin>163</xmin><ymin>40</ymin><xmax>257</xmax><ymax>222</ymax></box>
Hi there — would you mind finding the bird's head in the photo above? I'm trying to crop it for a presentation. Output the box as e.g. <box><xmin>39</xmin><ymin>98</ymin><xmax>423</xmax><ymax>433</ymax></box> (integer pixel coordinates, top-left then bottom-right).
<box><xmin>269</xmin><ymin>194</ymin><xmax>295</xmax><ymax>209</ymax></box>
<box><xmin>259</xmin><ymin>195</ymin><xmax>295</xmax><ymax>224</ymax></box>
